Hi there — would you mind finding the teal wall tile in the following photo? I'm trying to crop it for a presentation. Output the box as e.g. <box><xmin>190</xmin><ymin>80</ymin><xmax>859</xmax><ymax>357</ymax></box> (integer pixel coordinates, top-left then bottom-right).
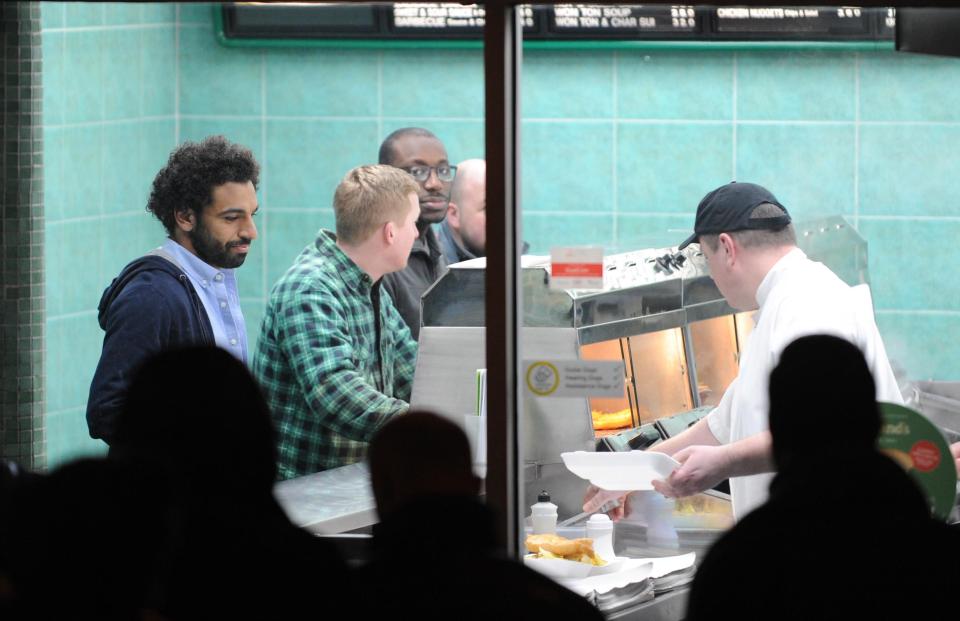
<box><xmin>102</xmin><ymin>123</ymin><xmax>143</xmax><ymax>213</ymax></box>
<box><xmin>46</xmin><ymin>408</ymin><xmax>107</xmax><ymax>469</ymax></box>
<box><xmin>100</xmin><ymin>213</ymin><xmax>161</xmax><ymax>280</ymax></box>
<box><xmin>42</xmin><ymin>32</ymin><xmax>64</xmax><ymax>126</ymax></box>
<box><xmin>737</xmin><ymin>51</ymin><xmax>855</xmax><ymax>121</ymax></box>
<box><xmin>43</xmin><ymin>127</ymin><xmax>65</xmax><ymax>222</ymax></box>
<box><xmin>617</xmin><ymin>51</ymin><xmax>733</xmax><ymax>120</ymax></box>
<box><xmin>523</xmin><ymin>50</ymin><xmax>612</xmax><ymax>119</ymax></box>
<box><xmin>380</xmin><ymin>119</ymin><xmax>484</xmax><ymax>164</ymax></box>
<box><xmin>736</xmin><ymin>124</ymin><xmax>855</xmax><ymax>220</ymax></box>
<box><xmin>265</xmin><ymin>120</ymin><xmax>379</xmax><ymax>208</ymax></box>
<box><xmin>179</xmin><ymin>26</ymin><xmax>263</xmax><ymax>116</ymax></box>
<box><xmin>860</xmin><ymin>52</ymin><xmax>960</xmax><ymax>122</ymax></box>
<box><xmin>65</xmin><ymin>2</ymin><xmax>104</xmax><ymax>27</ymax></box>
<box><xmin>265</xmin><ymin>49</ymin><xmax>379</xmax><ymax>117</ymax></box>
<box><xmin>45</xmin><ymin>318</ymin><xmax>67</xmax><ymax>413</ymax></box>
<box><xmin>616</xmin><ymin>214</ymin><xmax>693</xmax><ymax>254</ymax></box>
<box><xmin>236</xmin><ymin>235</ymin><xmax>265</xmax><ymax>302</ymax></box>
<box><xmin>241</xmin><ymin>299</ymin><xmax>265</xmax><ymax>360</ymax></box>
<box><xmin>41</xmin><ymin>2</ymin><xmax>66</xmax><ymax>30</ymax></box>
<box><xmin>142</xmin><ymin>3</ymin><xmax>176</xmax><ymax>24</ymax></box>
<box><xmin>380</xmin><ymin>49</ymin><xmax>484</xmax><ymax>118</ymax></box>
<box><xmin>104</xmin><ymin>2</ymin><xmax>143</xmax><ymax>26</ymax></box>
<box><xmin>103</xmin><ymin>29</ymin><xmax>142</xmax><ymax>120</ymax></box>
<box><xmin>62</xmin><ymin>125</ymin><xmax>103</xmax><ymax>220</ymax></box>
<box><xmin>178</xmin><ymin>2</ymin><xmax>215</xmax><ymax>25</ymax></box>
<box><xmin>59</xmin><ymin>219</ymin><xmax>104</xmax><ymax>316</ymax></box>
<box><xmin>857</xmin><ymin>219</ymin><xmax>960</xmax><ymax>312</ymax></box>
<box><xmin>139</xmin><ymin>119</ymin><xmax>177</xmax><ymax>209</ymax></box>
<box><xmin>178</xmin><ymin>119</ymin><xmax>263</xmax><ymax>169</ymax></box>
<box><xmin>521</xmin><ymin>121</ymin><xmax>613</xmax><ymax>213</ymax></box>
<box><xmin>521</xmin><ymin>213</ymin><xmax>615</xmax><ymax>255</ymax></box>
<box><xmin>141</xmin><ymin>27</ymin><xmax>176</xmax><ymax>117</ymax></box>
<box><xmin>44</xmin><ymin>224</ymin><xmax>65</xmax><ymax>318</ymax></box>
<box><xmin>265</xmin><ymin>210</ymin><xmax>335</xmax><ymax>289</ymax></box>
<box><xmin>617</xmin><ymin>123</ymin><xmax>733</xmax><ymax>214</ymax></box>
<box><xmin>63</xmin><ymin>31</ymin><xmax>103</xmax><ymax>124</ymax></box>
<box><xmin>876</xmin><ymin>313</ymin><xmax>960</xmax><ymax>382</ymax></box>
<box><xmin>57</xmin><ymin>314</ymin><xmax>105</xmax><ymax>411</ymax></box>
<box><xmin>859</xmin><ymin>125</ymin><xmax>960</xmax><ymax>218</ymax></box>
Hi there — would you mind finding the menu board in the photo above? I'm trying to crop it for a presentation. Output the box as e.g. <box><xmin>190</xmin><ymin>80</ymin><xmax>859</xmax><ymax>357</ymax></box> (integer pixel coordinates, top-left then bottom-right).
<box><xmin>547</xmin><ymin>5</ymin><xmax>700</xmax><ymax>37</ymax></box>
<box><xmin>222</xmin><ymin>4</ymin><xmax>896</xmax><ymax>42</ymax></box>
<box><xmin>714</xmin><ymin>6</ymin><xmax>872</xmax><ymax>38</ymax></box>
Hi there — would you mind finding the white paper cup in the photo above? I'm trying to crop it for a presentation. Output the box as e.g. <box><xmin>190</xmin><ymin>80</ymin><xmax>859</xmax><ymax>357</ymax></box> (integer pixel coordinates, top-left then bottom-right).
<box><xmin>462</xmin><ymin>414</ymin><xmax>487</xmax><ymax>477</ymax></box>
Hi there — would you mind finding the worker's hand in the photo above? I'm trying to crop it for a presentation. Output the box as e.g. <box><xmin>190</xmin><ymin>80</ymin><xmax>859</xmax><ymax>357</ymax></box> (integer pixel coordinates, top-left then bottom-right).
<box><xmin>951</xmin><ymin>442</ymin><xmax>960</xmax><ymax>478</ymax></box>
<box><xmin>582</xmin><ymin>485</ymin><xmax>629</xmax><ymax>521</ymax></box>
<box><xmin>652</xmin><ymin>444</ymin><xmax>732</xmax><ymax>498</ymax></box>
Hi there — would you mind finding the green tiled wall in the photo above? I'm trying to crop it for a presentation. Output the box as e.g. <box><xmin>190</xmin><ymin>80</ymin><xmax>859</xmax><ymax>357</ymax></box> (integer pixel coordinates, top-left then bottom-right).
<box><xmin>42</xmin><ymin>3</ymin><xmax>960</xmax><ymax>465</ymax></box>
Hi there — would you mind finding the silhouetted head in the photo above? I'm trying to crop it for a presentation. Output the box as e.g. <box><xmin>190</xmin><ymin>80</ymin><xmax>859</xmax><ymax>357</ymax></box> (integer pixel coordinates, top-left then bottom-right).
<box><xmin>112</xmin><ymin>346</ymin><xmax>278</xmax><ymax>494</ymax></box>
<box><xmin>769</xmin><ymin>334</ymin><xmax>880</xmax><ymax>468</ymax></box>
<box><xmin>368</xmin><ymin>411</ymin><xmax>480</xmax><ymax>520</ymax></box>
<box><xmin>1</xmin><ymin>458</ymin><xmax>169</xmax><ymax>619</ymax></box>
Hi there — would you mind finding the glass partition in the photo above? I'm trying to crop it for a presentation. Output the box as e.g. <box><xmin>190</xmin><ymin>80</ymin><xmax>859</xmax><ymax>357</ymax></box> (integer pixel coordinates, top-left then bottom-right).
<box><xmin>513</xmin><ymin>1</ymin><xmax>960</xmax><ymax>587</ymax></box>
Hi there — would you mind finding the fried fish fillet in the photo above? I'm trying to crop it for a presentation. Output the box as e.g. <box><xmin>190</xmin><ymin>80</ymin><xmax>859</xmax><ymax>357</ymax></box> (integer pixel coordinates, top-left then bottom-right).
<box><xmin>525</xmin><ymin>534</ymin><xmax>596</xmax><ymax>558</ymax></box>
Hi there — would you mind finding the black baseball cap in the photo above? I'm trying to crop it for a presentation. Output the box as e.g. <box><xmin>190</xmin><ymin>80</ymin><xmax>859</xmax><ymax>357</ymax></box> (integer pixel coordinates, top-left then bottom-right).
<box><xmin>678</xmin><ymin>182</ymin><xmax>791</xmax><ymax>250</ymax></box>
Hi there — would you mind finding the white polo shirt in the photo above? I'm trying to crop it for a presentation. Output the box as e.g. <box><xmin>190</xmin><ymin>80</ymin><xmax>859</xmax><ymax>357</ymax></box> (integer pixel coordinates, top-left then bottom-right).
<box><xmin>705</xmin><ymin>248</ymin><xmax>902</xmax><ymax>520</ymax></box>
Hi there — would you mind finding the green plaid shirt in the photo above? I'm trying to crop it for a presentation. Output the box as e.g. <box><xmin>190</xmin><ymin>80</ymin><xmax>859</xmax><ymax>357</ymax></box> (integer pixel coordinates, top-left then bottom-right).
<box><xmin>253</xmin><ymin>230</ymin><xmax>418</xmax><ymax>479</ymax></box>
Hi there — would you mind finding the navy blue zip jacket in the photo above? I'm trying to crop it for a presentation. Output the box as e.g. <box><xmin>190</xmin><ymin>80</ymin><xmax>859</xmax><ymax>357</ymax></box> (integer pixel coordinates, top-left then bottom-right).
<box><xmin>86</xmin><ymin>254</ymin><xmax>214</xmax><ymax>445</ymax></box>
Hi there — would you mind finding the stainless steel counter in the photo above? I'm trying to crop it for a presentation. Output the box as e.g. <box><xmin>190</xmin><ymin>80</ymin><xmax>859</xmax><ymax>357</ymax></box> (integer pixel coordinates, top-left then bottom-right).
<box><xmin>609</xmin><ymin>588</ymin><xmax>689</xmax><ymax>621</ymax></box>
<box><xmin>274</xmin><ymin>463</ymin><xmax>702</xmax><ymax>620</ymax></box>
<box><xmin>273</xmin><ymin>462</ymin><xmax>377</xmax><ymax>534</ymax></box>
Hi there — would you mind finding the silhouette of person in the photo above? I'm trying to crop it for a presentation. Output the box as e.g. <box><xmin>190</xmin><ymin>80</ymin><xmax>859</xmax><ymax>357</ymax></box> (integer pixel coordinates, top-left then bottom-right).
<box><xmin>0</xmin><ymin>458</ymin><xmax>171</xmax><ymax>620</ymax></box>
<box><xmin>110</xmin><ymin>346</ymin><xmax>352</xmax><ymax>620</ymax></box>
<box><xmin>686</xmin><ymin>334</ymin><xmax>960</xmax><ymax>620</ymax></box>
<box><xmin>359</xmin><ymin>410</ymin><xmax>604</xmax><ymax>621</ymax></box>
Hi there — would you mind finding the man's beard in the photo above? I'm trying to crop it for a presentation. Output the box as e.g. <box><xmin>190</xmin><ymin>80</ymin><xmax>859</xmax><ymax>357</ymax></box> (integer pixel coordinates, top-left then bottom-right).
<box><xmin>189</xmin><ymin>220</ymin><xmax>250</xmax><ymax>269</ymax></box>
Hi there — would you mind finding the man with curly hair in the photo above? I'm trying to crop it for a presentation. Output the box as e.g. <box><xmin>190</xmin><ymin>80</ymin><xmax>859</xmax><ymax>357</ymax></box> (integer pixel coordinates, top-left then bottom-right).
<box><xmin>87</xmin><ymin>135</ymin><xmax>260</xmax><ymax>445</ymax></box>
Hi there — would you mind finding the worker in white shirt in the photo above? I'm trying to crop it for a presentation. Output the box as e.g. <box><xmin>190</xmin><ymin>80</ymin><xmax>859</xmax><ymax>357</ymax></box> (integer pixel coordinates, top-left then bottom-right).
<box><xmin>586</xmin><ymin>181</ymin><xmax>903</xmax><ymax>521</ymax></box>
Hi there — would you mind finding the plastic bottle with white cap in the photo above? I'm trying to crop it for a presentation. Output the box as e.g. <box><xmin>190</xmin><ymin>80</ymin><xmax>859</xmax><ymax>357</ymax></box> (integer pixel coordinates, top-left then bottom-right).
<box><xmin>530</xmin><ymin>490</ymin><xmax>558</xmax><ymax>535</ymax></box>
<box><xmin>585</xmin><ymin>513</ymin><xmax>616</xmax><ymax>562</ymax></box>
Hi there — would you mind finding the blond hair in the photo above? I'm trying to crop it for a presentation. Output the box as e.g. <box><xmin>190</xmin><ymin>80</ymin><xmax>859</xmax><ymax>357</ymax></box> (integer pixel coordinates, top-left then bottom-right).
<box><xmin>334</xmin><ymin>165</ymin><xmax>420</xmax><ymax>244</ymax></box>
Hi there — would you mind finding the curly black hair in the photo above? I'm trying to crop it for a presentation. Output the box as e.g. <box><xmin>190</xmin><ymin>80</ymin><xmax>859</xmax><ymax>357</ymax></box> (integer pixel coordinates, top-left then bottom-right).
<box><xmin>147</xmin><ymin>135</ymin><xmax>260</xmax><ymax>235</ymax></box>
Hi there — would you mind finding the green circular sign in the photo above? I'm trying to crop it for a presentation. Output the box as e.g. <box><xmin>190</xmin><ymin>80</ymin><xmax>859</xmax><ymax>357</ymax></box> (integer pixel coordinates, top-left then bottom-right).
<box><xmin>878</xmin><ymin>402</ymin><xmax>958</xmax><ymax>521</ymax></box>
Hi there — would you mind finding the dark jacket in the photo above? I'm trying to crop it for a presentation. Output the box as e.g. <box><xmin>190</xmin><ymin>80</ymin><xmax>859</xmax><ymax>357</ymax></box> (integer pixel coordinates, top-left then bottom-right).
<box><xmin>437</xmin><ymin>219</ymin><xmax>478</xmax><ymax>265</ymax></box>
<box><xmin>382</xmin><ymin>226</ymin><xmax>447</xmax><ymax>341</ymax></box>
<box><xmin>436</xmin><ymin>220</ymin><xmax>529</xmax><ymax>266</ymax></box>
<box><xmin>86</xmin><ymin>254</ymin><xmax>214</xmax><ymax>444</ymax></box>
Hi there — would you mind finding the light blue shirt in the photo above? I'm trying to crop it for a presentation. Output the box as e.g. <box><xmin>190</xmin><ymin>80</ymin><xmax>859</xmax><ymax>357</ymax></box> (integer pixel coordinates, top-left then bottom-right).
<box><xmin>162</xmin><ymin>239</ymin><xmax>248</xmax><ymax>363</ymax></box>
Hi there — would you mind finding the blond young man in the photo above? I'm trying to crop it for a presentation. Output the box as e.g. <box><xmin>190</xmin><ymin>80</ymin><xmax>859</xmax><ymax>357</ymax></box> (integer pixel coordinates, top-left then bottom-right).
<box><xmin>253</xmin><ymin>165</ymin><xmax>421</xmax><ymax>479</ymax></box>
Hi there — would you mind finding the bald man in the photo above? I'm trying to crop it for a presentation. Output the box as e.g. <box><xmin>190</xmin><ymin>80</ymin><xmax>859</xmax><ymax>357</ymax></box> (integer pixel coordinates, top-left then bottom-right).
<box><xmin>438</xmin><ymin>159</ymin><xmax>486</xmax><ymax>264</ymax></box>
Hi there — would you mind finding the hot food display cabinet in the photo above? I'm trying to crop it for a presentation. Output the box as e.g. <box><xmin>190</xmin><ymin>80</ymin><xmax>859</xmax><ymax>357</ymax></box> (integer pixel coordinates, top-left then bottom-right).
<box><xmin>410</xmin><ymin>215</ymin><xmax>869</xmax><ymax>521</ymax></box>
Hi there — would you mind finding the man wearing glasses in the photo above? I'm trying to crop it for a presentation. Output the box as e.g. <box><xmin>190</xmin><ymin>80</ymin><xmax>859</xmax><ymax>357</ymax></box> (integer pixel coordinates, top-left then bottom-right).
<box><xmin>378</xmin><ymin>127</ymin><xmax>454</xmax><ymax>340</ymax></box>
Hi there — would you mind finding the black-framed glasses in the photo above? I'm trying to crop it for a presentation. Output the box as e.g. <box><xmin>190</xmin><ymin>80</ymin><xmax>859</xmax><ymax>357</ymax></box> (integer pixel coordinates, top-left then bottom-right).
<box><xmin>402</xmin><ymin>164</ymin><xmax>457</xmax><ymax>183</ymax></box>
